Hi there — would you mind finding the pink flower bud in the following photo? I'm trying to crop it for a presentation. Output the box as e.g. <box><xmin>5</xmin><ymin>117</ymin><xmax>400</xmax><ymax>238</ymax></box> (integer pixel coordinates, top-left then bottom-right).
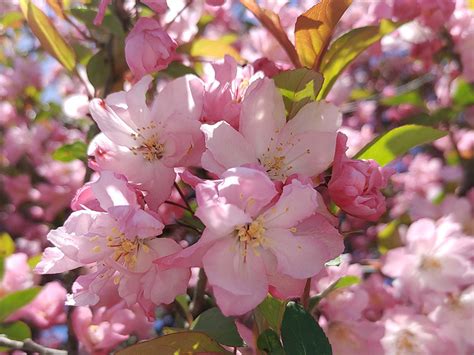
<box><xmin>329</xmin><ymin>133</ymin><xmax>392</xmax><ymax>222</ymax></box>
<box><xmin>125</xmin><ymin>17</ymin><xmax>177</xmax><ymax>80</ymax></box>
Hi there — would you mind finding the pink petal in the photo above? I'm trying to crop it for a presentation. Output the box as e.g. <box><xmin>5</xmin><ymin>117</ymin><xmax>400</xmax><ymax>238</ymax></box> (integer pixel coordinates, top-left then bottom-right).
<box><xmin>240</xmin><ymin>78</ymin><xmax>285</xmax><ymax>157</ymax></box>
<box><xmin>201</xmin><ymin>122</ymin><xmax>257</xmax><ymax>175</ymax></box>
<box><xmin>263</xmin><ymin>179</ymin><xmax>318</xmax><ymax>229</ymax></box>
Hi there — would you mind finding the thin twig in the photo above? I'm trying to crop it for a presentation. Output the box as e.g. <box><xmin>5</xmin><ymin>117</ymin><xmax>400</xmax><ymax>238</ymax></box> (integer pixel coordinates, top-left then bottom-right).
<box><xmin>164</xmin><ymin>200</ymin><xmax>193</xmax><ymax>213</ymax></box>
<box><xmin>175</xmin><ymin>220</ymin><xmax>202</xmax><ymax>234</ymax></box>
<box><xmin>174</xmin><ymin>182</ymin><xmax>194</xmax><ymax>212</ymax></box>
<box><xmin>240</xmin><ymin>0</ymin><xmax>301</xmax><ymax>68</ymax></box>
<box><xmin>301</xmin><ymin>278</ymin><xmax>312</xmax><ymax>310</ymax></box>
<box><xmin>164</xmin><ymin>0</ymin><xmax>193</xmax><ymax>31</ymax></box>
<box><xmin>0</xmin><ymin>336</ymin><xmax>67</xmax><ymax>355</ymax></box>
<box><xmin>190</xmin><ymin>268</ymin><xmax>208</xmax><ymax>317</ymax></box>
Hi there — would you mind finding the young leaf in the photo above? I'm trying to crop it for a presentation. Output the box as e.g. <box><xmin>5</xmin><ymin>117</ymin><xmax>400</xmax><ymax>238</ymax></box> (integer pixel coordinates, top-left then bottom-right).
<box><xmin>354</xmin><ymin>124</ymin><xmax>447</xmax><ymax>166</ymax></box>
<box><xmin>295</xmin><ymin>0</ymin><xmax>352</xmax><ymax>69</ymax></box>
<box><xmin>188</xmin><ymin>37</ymin><xmax>242</xmax><ymax>62</ymax></box>
<box><xmin>318</xmin><ymin>20</ymin><xmax>399</xmax><ymax>99</ymax></box>
<box><xmin>257</xmin><ymin>329</ymin><xmax>285</xmax><ymax>355</ymax></box>
<box><xmin>20</xmin><ymin>0</ymin><xmax>76</xmax><ymax>71</ymax></box>
<box><xmin>52</xmin><ymin>141</ymin><xmax>87</xmax><ymax>162</ymax></box>
<box><xmin>116</xmin><ymin>331</ymin><xmax>231</xmax><ymax>355</ymax></box>
<box><xmin>0</xmin><ymin>287</ymin><xmax>42</xmax><ymax>321</ymax></box>
<box><xmin>281</xmin><ymin>302</ymin><xmax>332</xmax><ymax>355</ymax></box>
<box><xmin>308</xmin><ymin>275</ymin><xmax>361</xmax><ymax>310</ymax></box>
<box><xmin>191</xmin><ymin>307</ymin><xmax>243</xmax><ymax>347</ymax></box>
<box><xmin>453</xmin><ymin>79</ymin><xmax>474</xmax><ymax>107</ymax></box>
<box><xmin>86</xmin><ymin>50</ymin><xmax>112</xmax><ymax>92</ymax></box>
<box><xmin>380</xmin><ymin>90</ymin><xmax>425</xmax><ymax>108</ymax></box>
<box><xmin>0</xmin><ymin>233</ymin><xmax>15</xmax><ymax>257</ymax></box>
<box><xmin>256</xmin><ymin>295</ymin><xmax>287</xmax><ymax>333</ymax></box>
<box><xmin>0</xmin><ymin>321</ymin><xmax>32</xmax><ymax>351</ymax></box>
<box><xmin>274</xmin><ymin>68</ymin><xmax>324</xmax><ymax>119</ymax></box>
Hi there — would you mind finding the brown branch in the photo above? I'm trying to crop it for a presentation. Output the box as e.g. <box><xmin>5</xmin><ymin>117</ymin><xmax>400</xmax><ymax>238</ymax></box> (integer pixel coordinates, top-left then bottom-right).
<box><xmin>0</xmin><ymin>336</ymin><xmax>67</xmax><ymax>355</ymax></box>
<box><xmin>240</xmin><ymin>0</ymin><xmax>301</xmax><ymax>68</ymax></box>
<box><xmin>190</xmin><ymin>268</ymin><xmax>208</xmax><ymax>317</ymax></box>
<box><xmin>301</xmin><ymin>278</ymin><xmax>312</xmax><ymax>310</ymax></box>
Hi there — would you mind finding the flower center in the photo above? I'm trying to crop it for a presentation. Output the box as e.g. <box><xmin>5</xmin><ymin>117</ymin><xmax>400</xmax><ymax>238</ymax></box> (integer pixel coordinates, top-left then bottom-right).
<box><xmin>395</xmin><ymin>330</ymin><xmax>418</xmax><ymax>353</ymax></box>
<box><xmin>105</xmin><ymin>228</ymin><xmax>149</xmax><ymax>271</ymax></box>
<box><xmin>129</xmin><ymin>125</ymin><xmax>165</xmax><ymax>161</ymax></box>
<box><xmin>235</xmin><ymin>216</ymin><xmax>266</xmax><ymax>260</ymax></box>
<box><xmin>419</xmin><ymin>255</ymin><xmax>442</xmax><ymax>271</ymax></box>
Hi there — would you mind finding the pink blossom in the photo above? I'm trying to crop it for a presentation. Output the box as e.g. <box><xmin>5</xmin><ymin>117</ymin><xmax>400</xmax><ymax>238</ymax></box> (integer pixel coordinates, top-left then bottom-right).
<box><xmin>94</xmin><ymin>0</ymin><xmax>112</xmax><ymax>26</ymax></box>
<box><xmin>0</xmin><ymin>253</ymin><xmax>34</xmax><ymax>297</ymax></box>
<box><xmin>201</xmin><ymin>77</ymin><xmax>341</xmax><ymax>180</ymax></box>
<box><xmin>8</xmin><ymin>281</ymin><xmax>66</xmax><ymax>328</ymax></box>
<box><xmin>429</xmin><ymin>285</ymin><xmax>474</xmax><ymax>353</ymax></box>
<box><xmin>328</xmin><ymin>133</ymin><xmax>392</xmax><ymax>221</ymax></box>
<box><xmin>141</xmin><ymin>0</ymin><xmax>167</xmax><ymax>13</ymax></box>
<box><xmin>381</xmin><ymin>306</ymin><xmax>457</xmax><ymax>355</ymax></box>
<box><xmin>383</xmin><ymin>219</ymin><xmax>474</xmax><ymax>295</ymax></box>
<box><xmin>202</xmin><ymin>55</ymin><xmax>262</xmax><ymax>128</ymax></box>
<box><xmin>206</xmin><ymin>0</ymin><xmax>225</xmax><ymax>6</ymax></box>
<box><xmin>36</xmin><ymin>171</ymin><xmax>190</xmax><ymax>310</ymax></box>
<box><xmin>73</xmin><ymin>302</ymin><xmax>153</xmax><ymax>354</ymax></box>
<box><xmin>323</xmin><ymin>318</ymin><xmax>384</xmax><ymax>355</ymax></box>
<box><xmin>2</xmin><ymin>175</ymin><xmax>32</xmax><ymax>206</ymax></box>
<box><xmin>158</xmin><ymin>167</ymin><xmax>343</xmax><ymax>315</ymax></box>
<box><xmin>88</xmin><ymin>75</ymin><xmax>204</xmax><ymax>209</ymax></box>
<box><xmin>162</xmin><ymin>0</ymin><xmax>203</xmax><ymax>44</ymax></box>
<box><xmin>125</xmin><ymin>18</ymin><xmax>177</xmax><ymax>80</ymax></box>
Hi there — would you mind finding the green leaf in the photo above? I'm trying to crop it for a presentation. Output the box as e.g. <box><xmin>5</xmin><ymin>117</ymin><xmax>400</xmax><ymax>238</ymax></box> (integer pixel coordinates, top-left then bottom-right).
<box><xmin>257</xmin><ymin>329</ymin><xmax>285</xmax><ymax>355</ymax></box>
<box><xmin>27</xmin><ymin>255</ymin><xmax>42</xmax><ymax>269</ymax></box>
<box><xmin>295</xmin><ymin>0</ymin><xmax>352</xmax><ymax>69</ymax></box>
<box><xmin>308</xmin><ymin>275</ymin><xmax>361</xmax><ymax>310</ymax></box>
<box><xmin>0</xmin><ymin>321</ymin><xmax>32</xmax><ymax>351</ymax></box>
<box><xmin>86</xmin><ymin>50</ymin><xmax>112</xmax><ymax>92</ymax></box>
<box><xmin>354</xmin><ymin>125</ymin><xmax>447</xmax><ymax>166</ymax></box>
<box><xmin>159</xmin><ymin>61</ymin><xmax>197</xmax><ymax>78</ymax></box>
<box><xmin>404</xmin><ymin>108</ymin><xmax>457</xmax><ymax>126</ymax></box>
<box><xmin>191</xmin><ymin>307</ymin><xmax>243</xmax><ymax>347</ymax></box>
<box><xmin>70</xmin><ymin>7</ymin><xmax>124</xmax><ymax>41</ymax></box>
<box><xmin>0</xmin><ymin>233</ymin><xmax>15</xmax><ymax>257</ymax></box>
<box><xmin>20</xmin><ymin>0</ymin><xmax>76</xmax><ymax>71</ymax></box>
<box><xmin>274</xmin><ymin>68</ymin><xmax>324</xmax><ymax>119</ymax></box>
<box><xmin>187</xmin><ymin>37</ymin><xmax>242</xmax><ymax>62</ymax></box>
<box><xmin>318</xmin><ymin>20</ymin><xmax>399</xmax><ymax>99</ymax></box>
<box><xmin>0</xmin><ymin>257</ymin><xmax>5</xmax><ymax>282</ymax></box>
<box><xmin>0</xmin><ymin>287</ymin><xmax>42</xmax><ymax>321</ymax></box>
<box><xmin>116</xmin><ymin>331</ymin><xmax>231</xmax><ymax>355</ymax></box>
<box><xmin>281</xmin><ymin>302</ymin><xmax>332</xmax><ymax>355</ymax></box>
<box><xmin>256</xmin><ymin>295</ymin><xmax>287</xmax><ymax>333</ymax></box>
<box><xmin>381</xmin><ymin>90</ymin><xmax>425</xmax><ymax>108</ymax></box>
<box><xmin>52</xmin><ymin>141</ymin><xmax>87</xmax><ymax>162</ymax></box>
<box><xmin>378</xmin><ymin>219</ymin><xmax>402</xmax><ymax>254</ymax></box>
<box><xmin>453</xmin><ymin>79</ymin><xmax>474</xmax><ymax>107</ymax></box>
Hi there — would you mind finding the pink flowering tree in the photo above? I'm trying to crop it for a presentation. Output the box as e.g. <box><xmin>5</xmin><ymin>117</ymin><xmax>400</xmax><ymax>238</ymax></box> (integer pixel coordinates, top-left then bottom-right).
<box><xmin>0</xmin><ymin>0</ymin><xmax>473</xmax><ymax>354</ymax></box>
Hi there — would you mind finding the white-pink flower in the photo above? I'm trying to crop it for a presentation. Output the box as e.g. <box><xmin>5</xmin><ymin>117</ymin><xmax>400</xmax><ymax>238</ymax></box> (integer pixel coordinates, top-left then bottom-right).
<box><xmin>383</xmin><ymin>218</ymin><xmax>474</xmax><ymax>294</ymax></box>
<box><xmin>158</xmin><ymin>167</ymin><xmax>343</xmax><ymax>315</ymax></box>
<box><xmin>89</xmin><ymin>75</ymin><xmax>204</xmax><ymax>209</ymax></box>
<box><xmin>381</xmin><ymin>306</ymin><xmax>457</xmax><ymax>355</ymax></box>
<box><xmin>36</xmin><ymin>171</ymin><xmax>190</xmax><ymax>310</ymax></box>
<box><xmin>201</xmin><ymin>77</ymin><xmax>341</xmax><ymax>180</ymax></box>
